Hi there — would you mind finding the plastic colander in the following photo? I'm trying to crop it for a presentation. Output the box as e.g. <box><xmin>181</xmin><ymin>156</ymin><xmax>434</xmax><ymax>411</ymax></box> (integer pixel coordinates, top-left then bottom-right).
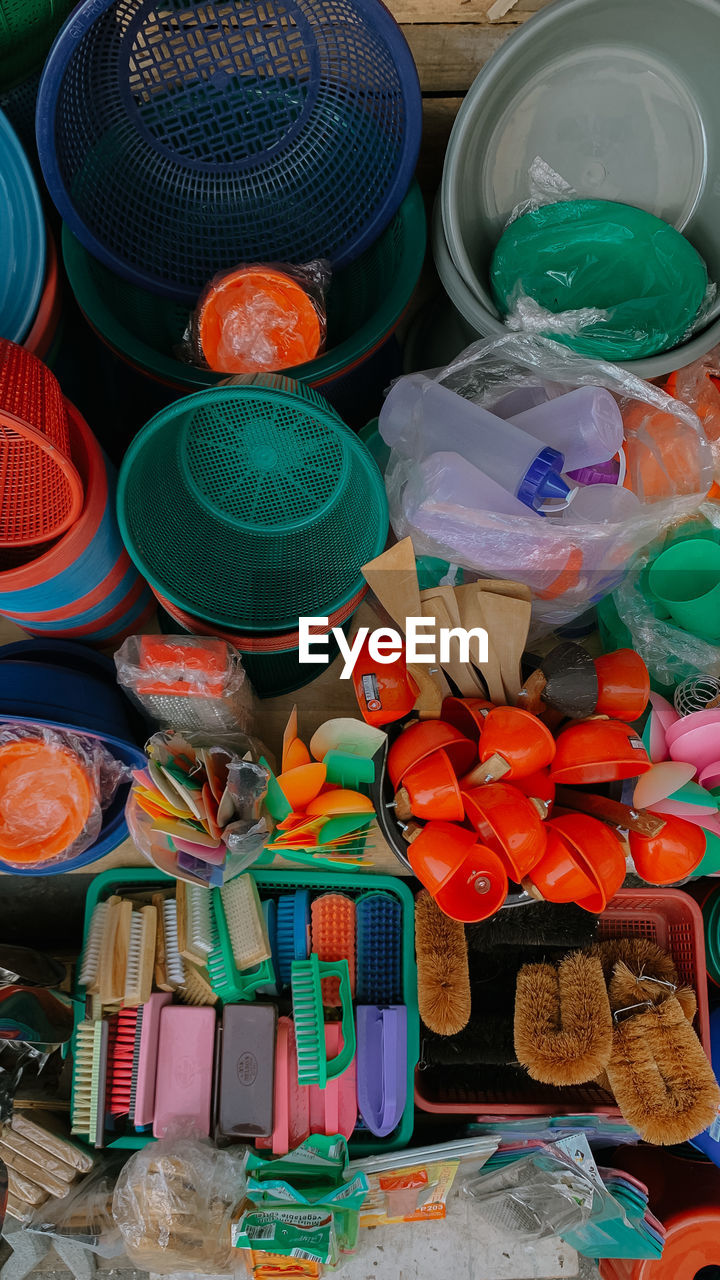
<box><xmin>117</xmin><ymin>380</ymin><xmax>388</xmax><ymax>631</ymax></box>
<box><xmin>0</xmin><ymin>110</ymin><xmax>45</xmax><ymax>344</ymax></box>
<box><xmin>61</xmin><ymin>182</ymin><xmax>426</xmax><ymax>392</ymax></box>
<box><xmin>0</xmin><ymin>339</ymin><xmax>83</xmax><ymax>546</ymax></box>
<box><xmin>38</xmin><ymin>0</ymin><xmax>421</xmax><ymax>303</ymax></box>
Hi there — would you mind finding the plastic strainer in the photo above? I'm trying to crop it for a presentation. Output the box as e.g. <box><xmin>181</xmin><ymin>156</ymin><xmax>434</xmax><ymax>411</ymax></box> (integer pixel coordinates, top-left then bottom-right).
<box><xmin>0</xmin><ymin>339</ymin><xmax>83</xmax><ymax>546</ymax></box>
<box><xmin>38</xmin><ymin>0</ymin><xmax>421</xmax><ymax>303</ymax></box>
<box><xmin>117</xmin><ymin>380</ymin><xmax>388</xmax><ymax>631</ymax></box>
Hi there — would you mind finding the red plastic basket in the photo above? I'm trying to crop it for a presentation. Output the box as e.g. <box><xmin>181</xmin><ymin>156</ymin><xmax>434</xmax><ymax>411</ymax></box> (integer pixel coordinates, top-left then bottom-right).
<box><xmin>415</xmin><ymin>887</ymin><xmax>711</xmax><ymax>1117</ymax></box>
<box><xmin>0</xmin><ymin>339</ymin><xmax>82</xmax><ymax>546</ymax></box>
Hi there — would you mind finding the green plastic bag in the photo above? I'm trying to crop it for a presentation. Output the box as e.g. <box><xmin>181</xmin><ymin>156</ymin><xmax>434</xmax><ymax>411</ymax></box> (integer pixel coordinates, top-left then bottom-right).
<box><xmin>491</xmin><ymin>199</ymin><xmax>709</xmax><ymax>361</ymax></box>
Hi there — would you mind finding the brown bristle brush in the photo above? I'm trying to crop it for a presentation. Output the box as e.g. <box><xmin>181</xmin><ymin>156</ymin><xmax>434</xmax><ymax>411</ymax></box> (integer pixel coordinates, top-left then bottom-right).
<box><xmin>514</xmin><ymin>950</ymin><xmax>613</xmax><ymax>1086</ymax></box>
<box><xmin>415</xmin><ymin>890</ymin><xmax>471</xmax><ymax>1036</ymax></box>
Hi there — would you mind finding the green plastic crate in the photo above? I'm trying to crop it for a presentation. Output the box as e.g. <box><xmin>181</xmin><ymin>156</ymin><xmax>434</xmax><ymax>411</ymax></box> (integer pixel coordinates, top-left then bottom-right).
<box><xmin>79</xmin><ymin>866</ymin><xmax>418</xmax><ymax>1156</ymax></box>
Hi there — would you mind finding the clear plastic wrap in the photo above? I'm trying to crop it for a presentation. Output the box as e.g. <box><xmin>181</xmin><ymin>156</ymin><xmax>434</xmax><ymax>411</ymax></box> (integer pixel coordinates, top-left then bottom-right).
<box><xmin>28</xmin><ymin>1156</ymin><xmax>124</xmax><ymax>1257</ymax></box>
<box><xmin>112</xmin><ymin>1138</ymin><xmax>246</xmax><ymax>1274</ymax></box>
<box><xmin>667</xmin><ymin>347</ymin><xmax>720</xmax><ymax>481</ymax></box>
<box><xmin>180</xmin><ymin>260</ymin><xmax>330</xmax><ymax>375</ymax></box>
<box><xmin>114</xmin><ymin>634</ymin><xmax>257</xmax><ymax>734</ymax></box>
<box><xmin>385</xmin><ymin>334</ymin><xmax>713</xmax><ymax>628</ymax></box>
<box><xmin>461</xmin><ymin>1138</ymin><xmax>601</xmax><ymax>1242</ymax></box>
<box><xmin>0</xmin><ymin>723</ymin><xmax>129</xmax><ymax>870</ymax></box>
<box><xmin>492</xmin><ymin>160</ymin><xmax>714</xmax><ymax>361</ymax></box>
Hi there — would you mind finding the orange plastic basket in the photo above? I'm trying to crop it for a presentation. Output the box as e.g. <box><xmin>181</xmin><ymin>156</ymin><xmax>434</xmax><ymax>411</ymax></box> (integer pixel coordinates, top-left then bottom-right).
<box><xmin>415</xmin><ymin>887</ymin><xmax>711</xmax><ymax>1117</ymax></box>
<box><xmin>0</xmin><ymin>338</ymin><xmax>83</xmax><ymax>546</ymax></box>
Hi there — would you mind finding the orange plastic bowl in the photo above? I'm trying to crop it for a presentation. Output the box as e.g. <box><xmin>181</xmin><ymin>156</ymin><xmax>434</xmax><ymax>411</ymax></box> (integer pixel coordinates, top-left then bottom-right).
<box><xmin>387</xmin><ymin>719</ymin><xmax>476</xmax><ymax>790</ymax></box>
<box><xmin>478</xmin><ymin>707</ymin><xmax>556</xmax><ymax>779</ymax></box>
<box><xmin>547</xmin><ymin>813</ymin><xmax>626</xmax><ymax>912</ymax></box>
<box><xmin>441</xmin><ymin>696</ymin><xmax>494</xmax><ymax>742</ymax></box>
<box><xmin>594</xmin><ymin>649</ymin><xmax>650</xmax><ymax>721</ymax></box>
<box><xmin>630</xmin><ymin>814</ymin><xmax>706</xmax><ymax>885</ymax></box>
<box><xmin>526</xmin><ymin>824</ymin><xmax>599</xmax><ymax>905</ymax></box>
<box><xmin>401</xmin><ymin>748</ymin><xmax>464</xmax><ymax>821</ymax></box>
<box><xmin>551</xmin><ymin>719</ymin><xmax>651</xmax><ymax>785</ymax></box>
<box><xmin>408</xmin><ymin>820</ymin><xmax>508</xmax><ymax>923</ymax></box>
<box><xmin>513</xmin><ymin>768</ymin><xmax>556</xmax><ymax>810</ymax></box>
<box><xmin>198</xmin><ymin>267</ymin><xmax>322</xmax><ymax>374</ymax></box>
<box><xmin>0</xmin><ymin>738</ymin><xmax>93</xmax><ymax>862</ymax></box>
<box><xmin>461</xmin><ymin>781</ymin><xmax>546</xmax><ymax>880</ymax></box>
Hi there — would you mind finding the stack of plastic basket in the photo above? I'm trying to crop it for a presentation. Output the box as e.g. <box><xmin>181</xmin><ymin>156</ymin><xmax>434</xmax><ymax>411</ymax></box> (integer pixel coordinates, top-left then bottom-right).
<box><xmin>0</xmin><ymin>110</ymin><xmax>61</xmax><ymax>362</ymax></box>
<box><xmin>0</xmin><ymin>339</ymin><xmax>153</xmax><ymax>645</ymax></box>
<box><xmin>0</xmin><ymin>638</ymin><xmax>146</xmax><ymax>874</ymax></box>
<box><xmin>38</xmin><ymin>0</ymin><xmax>422</xmax><ymax>424</ymax></box>
<box><xmin>117</xmin><ymin>380</ymin><xmax>388</xmax><ymax>697</ymax></box>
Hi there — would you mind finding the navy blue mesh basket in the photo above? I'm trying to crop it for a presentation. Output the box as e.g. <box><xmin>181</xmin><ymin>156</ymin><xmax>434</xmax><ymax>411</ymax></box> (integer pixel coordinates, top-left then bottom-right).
<box><xmin>37</xmin><ymin>0</ymin><xmax>421</xmax><ymax>303</ymax></box>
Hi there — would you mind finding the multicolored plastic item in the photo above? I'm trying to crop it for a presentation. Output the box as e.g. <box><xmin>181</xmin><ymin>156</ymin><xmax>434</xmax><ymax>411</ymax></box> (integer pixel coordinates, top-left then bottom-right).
<box><xmin>114</xmin><ymin>634</ymin><xmax>255</xmax><ymax>734</ymax></box>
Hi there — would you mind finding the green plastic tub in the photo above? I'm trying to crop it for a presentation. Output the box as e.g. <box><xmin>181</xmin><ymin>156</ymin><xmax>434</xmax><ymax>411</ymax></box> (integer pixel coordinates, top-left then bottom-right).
<box><xmin>77</xmin><ymin>866</ymin><xmax>419</xmax><ymax>1156</ymax></box>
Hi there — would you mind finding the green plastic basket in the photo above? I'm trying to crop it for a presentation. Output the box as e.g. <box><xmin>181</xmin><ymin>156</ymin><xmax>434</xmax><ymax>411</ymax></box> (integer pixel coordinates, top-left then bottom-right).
<box><xmin>80</xmin><ymin>866</ymin><xmax>419</xmax><ymax>1156</ymax></box>
<box><xmin>0</xmin><ymin>0</ymin><xmax>74</xmax><ymax>91</ymax></box>
<box><xmin>117</xmin><ymin>381</ymin><xmax>388</xmax><ymax>632</ymax></box>
<box><xmin>61</xmin><ymin>183</ymin><xmax>426</xmax><ymax>392</ymax></box>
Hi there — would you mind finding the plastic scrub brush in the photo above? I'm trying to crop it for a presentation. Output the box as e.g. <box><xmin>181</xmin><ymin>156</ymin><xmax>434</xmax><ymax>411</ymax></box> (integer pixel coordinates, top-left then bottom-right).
<box><xmin>219</xmin><ymin>875</ymin><xmax>271</xmax><ymax>971</ymax></box>
<box><xmin>177</xmin><ymin>880</ymin><xmax>213</xmax><ymax>967</ymax></box>
<box><xmin>311</xmin><ymin>893</ymin><xmax>356</xmax><ymax>1006</ymax></box>
<box><xmin>291</xmin><ymin>954</ymin><xmax>355</xmax><ymax>1087</ymax></box>
<box><xmin>415</xmin><ymin>890</ymin><xmax>471</xmax><ymax>1036</ymax></box>
<box><xmin>257</xmin><ymin>899</ymin><xmax>279</xmax><ymax>998</ymax></box>
<box><xmin>129</xmin><ymin>992</ymin><xmax>172</xmax><ymax>1129</ymax></box>
<box><xmin>207</xmin><ymin>892</ymin><xmax>245</xmax><ymax>1002</ymax></box>
<box><xmin>124</xmin><ymin>906</ymin><xmax>157</xmax><ymax>1007</ymax></box>
<box><xmin>356</xmin><ymin>891</ymin><xmax>402</xmax><ymax>1005</ymax></box>
<box><xmin>466</xmin><ymin>901</ymin><xmax>599</xmax><ymax>952</ymax></box>
<box><xmin>78</xmin><ymin>902</ymin><xmax>108</xmax><ymax>992</ymax></box>
<box><xmin>178</xmin><ymin>957</ymin><xmax>219</xmax><ymax>1007</ymax></box>
<box><xmin>161</xmin><ymin>899</ymin><xmax>185</xmax><ymax>988</ymax></box>
<box><xmin>71</xmin><ymin>1019</ymin><xmax>108</xmax><ymax>1147</ymax></box>
<box><xmin>106</xmin><ymin>1007</ymin><xmax>138</xmax><ymax>1117</ymax></box>
<box><xmin>276</xmin><ymin>891</ymin><xmax>310</xmax><ymax>987</ymax></box>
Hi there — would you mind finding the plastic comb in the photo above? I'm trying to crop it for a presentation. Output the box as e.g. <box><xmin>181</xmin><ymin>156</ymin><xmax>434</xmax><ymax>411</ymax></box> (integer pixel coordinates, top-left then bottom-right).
<box><xmin>219</xmin><ymin>875</ymin><xmax>271</xmax><ymax>971</ymax></box>
<box><xmin>310</xmin><ymin>893</ymin><xmax>356</xmax><ymax>1005</ymax></box>
<box><xmin>129</xmin><ymin>993</ymin><xmax>172</xmax><ymax>1129</ymax></box>
<box><xmin>71</xmin><ymin>1019</ymin><xmax>108</xmax><ymax>1147</ymax></box>
<box><xmin>356</xmin><ymin>891</ymin><xmax>402</xmax><ymax>1005</ymax></box>
<box><xmin>291</xmin><ymin>954</ymin><xmax>356</xmax><ymax>1087</ymax></box>
<box><xmin>276</xmin><ymin>891</ymin><xmax>310</xmax><ymax>987</ymax></box>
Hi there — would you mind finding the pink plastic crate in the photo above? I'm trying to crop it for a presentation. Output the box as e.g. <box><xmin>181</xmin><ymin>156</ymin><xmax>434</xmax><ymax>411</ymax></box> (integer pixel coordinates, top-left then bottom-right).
<box><xmin>414</xmin><ymin>888</ymin><xmax>711</xmax><ymax>1117</ymax></box>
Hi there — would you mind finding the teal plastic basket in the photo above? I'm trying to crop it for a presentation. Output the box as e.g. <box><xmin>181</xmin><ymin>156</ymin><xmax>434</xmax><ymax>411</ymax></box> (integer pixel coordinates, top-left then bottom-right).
<box><xmin>79</xmin><ymin>866</ymin><xmax>418</xmax><ymax>1156</ymax></box>
<box><xmin>117</xmin><ymin>380</ymin><xmax>388</xmax><ymax>632</ymax></box>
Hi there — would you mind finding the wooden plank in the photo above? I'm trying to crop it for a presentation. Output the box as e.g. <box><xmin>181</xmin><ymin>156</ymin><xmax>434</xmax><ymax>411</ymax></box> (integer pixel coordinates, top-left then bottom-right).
<box><xmin>387</xmin><ymin>0</ymin><xmax>550</xmax><ymax>23</ymax></box>
<box><xmin>404</xmin><ymin>22</ymin><xmax>510</xmax><ymax>92</ymax></box>
<box><xmin>418</xmin><ymin>96</ymin><xmax>463</xmax><ymax>195</ymax></box>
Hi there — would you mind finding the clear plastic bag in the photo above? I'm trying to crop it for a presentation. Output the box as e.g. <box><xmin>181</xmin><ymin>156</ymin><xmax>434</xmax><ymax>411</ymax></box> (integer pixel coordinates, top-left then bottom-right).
<box><xmin>667</xmin><ymin>346</ymin><xmax>720</xmax><ymax>481</ymax></box>
<box><xmin>112</xmin><ymin>1138</ymin><xmax>246</xmax><ymax>1274</ymax></box>
<box><xmin>180</xmin><ymin>260</ymin><xmax>330</xmax><ymax>375</ymax></box>
<box><xmin>0</xmin><ymin>723</ymin><xmax>129</xmax><ymax>869</ymax></box>
<box><xmin>114</xmin><ymin>634</ymin><xmax>257</xmax><ymax>734</ymax></box>
<box><xmin>493</xmin><ymin>160</ymin><xmax>714</xmax><ymax>361</ymax></box>
<box><xmin>385</xmin><ymin>334</ymin><xmax>713</xmax><ymax>628</ymax></box>
<box><xmin>28</xmin><ymin>1156</ymin><xmax>124</xmax><ymax>1258</ymax></box>
<box><xmin>461</xmin><ymin>1138</ymin><xmax>601</xmax><ymax>1242</ymax></box>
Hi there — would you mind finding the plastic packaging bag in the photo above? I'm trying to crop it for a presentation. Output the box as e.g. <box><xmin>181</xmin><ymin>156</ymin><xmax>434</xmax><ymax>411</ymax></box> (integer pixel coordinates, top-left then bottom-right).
<box><xmin>385</xmin><ymin>334</ymin><xmax>713</xmax><ymax>628</ymax></box>
<box><xmin>28</xmin><ymin>1156</ymin><xmax>123</xmax><ymax>1257</ymax></box>
<box><xmin>492</xmin><ymin>159</ymin><xmax>714</xmax><ymax>361</ymax></box>
<box><xmin>114</xmin><ymin>634</ymin><xmax>257</xmax><ymax>734</ymax></box>
<box><xmin>461</xmin><ymin>1138</ymin><xmax>601</xmax><ymax>1242</ymax></box>
<box><xmin>112</xmin><ymin>1138</ymin><xmax>246</xmax><ymax>1274</ymax></box>
<box><xmin>0</xmin><ymin>723</ymin><xmax>129</xmax><ymax>870</ymax></box>
<box><xmin>180</xmin><ymin>261</ymin><xmax>330</xmax><ymax>375</ymax></box>
<box><xmin>667</xmin><ymin>347</ymin><xmax>720</xmax><ymax>481</ymax></box>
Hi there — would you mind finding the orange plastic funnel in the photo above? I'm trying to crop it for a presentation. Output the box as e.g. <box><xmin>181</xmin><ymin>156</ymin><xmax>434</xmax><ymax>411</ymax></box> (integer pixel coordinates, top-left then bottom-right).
<box><xmin>198</xmin><ymin>267</ymin><xmax>322</xmax><ymax>374</ymax></box>
<box><xmin>548</xmin><ymin>813</ymin><xmax>626</xmax><ymax>912</ymax></box>
<box><xmin>399</xmin><ymin>749</ymin><xmax>464</xmax><ymax>822</ymax></box>
<box><xmin>388</xmin><ymin>719</ymin><xmax>476</xmax><ymax>790</ymax></box>
<box><xmin>594</xmin><ymin>649</ymin><xmax>650</xmax><ymax>720</ymax></box>
<box><xmin>526</xmin><ymin>824</ymin><xmax>598</xmax><ymax>905</ymax></box>
<box><xmin>476</xmin><ymin>707</ymin><xmax>556</xmax><ymax>781</ymax></box>
<box><xmin>352</xmin><ymin>635</ymin><xmax>418</xmax><ymax>727</ymax></box>
<box><xmin>0</xmin><ymin>738</ymin><xmax>93</xmax><ymax>862</ymax></box>
<box><xmin>630</xmin><ymin>814</ymin><xmax>706</xmax><ymax>884</ymax></box>
<box><xmin>513</xmin><ymin>768</ymin><xmax>556</xmax><ymax>811</ymax></box>
<box><xmin>305</xmin><ymin>789</ymin><xmax>374</xmax><ymax>817</ymax></box>
<box><xmin>408</xmin><ymin>821</ymin><xmax>508</xmax><ymax>923</ymax></box>
<box><xmin>461</xmin><ymin>781</ymin><xmax>546</xmax><ymax>880</ymax></box>
<box><xmin>276</xmin><ymin>763</ymin><xmax>327</xmax><ymax>810</ymax></box>
<box><xmin>551</xmin><ymin>719</ymin><xmax>651</xmax><ymax>784</ymax></box>
<box><xmin>441</xmin><ymin>696</ymin><xmax>494</xmax><ymax>742</ymax></box>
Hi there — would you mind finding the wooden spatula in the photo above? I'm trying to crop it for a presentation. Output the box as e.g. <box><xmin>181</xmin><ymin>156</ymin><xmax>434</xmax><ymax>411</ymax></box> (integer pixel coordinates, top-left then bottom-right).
<box><xmin>453</xmin><ymin>583</ymin><xmax>504</xmax><ymax>704</ymax></box>
<box><xmin>361</xmin><ymin>537</ymin><xmax>421</xmax><ymax>633</ymax></box>
<box><xmin>477</xmin><ymin>591</ymin><xmax>532</xmax><ymax>705</ymax></box>
<box><xmin>420</xmin><ymin>587</ymin><xmax>486</xmax><ymax>697</ymax></box>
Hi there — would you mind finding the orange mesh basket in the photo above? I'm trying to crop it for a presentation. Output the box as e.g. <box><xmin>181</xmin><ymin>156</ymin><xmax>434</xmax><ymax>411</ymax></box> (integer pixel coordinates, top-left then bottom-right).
<box><xmin>0</xmin><ymin>338</ymin><xmax>83</xmax><ymax>546</ymax></box>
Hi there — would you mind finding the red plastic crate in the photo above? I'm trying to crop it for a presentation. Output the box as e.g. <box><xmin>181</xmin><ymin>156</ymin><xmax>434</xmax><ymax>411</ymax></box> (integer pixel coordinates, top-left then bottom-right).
<box><xmin>414</xmin><ymin>888</ymin><xmax>711</xmax><ymax>1117</ymax></box>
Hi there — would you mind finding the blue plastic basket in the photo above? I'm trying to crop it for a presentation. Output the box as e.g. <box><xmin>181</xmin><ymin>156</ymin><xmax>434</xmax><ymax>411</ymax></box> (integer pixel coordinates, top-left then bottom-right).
<box><xmin>0</xmin><ymin>109</ymin><xmax>45</xmax><ymax>341</ymax></box>
<box><xmin>37</xmin><ymin>0</ymin><xmax>421</xmax><ymax>304</ymax></box>
<box><xmin>0</xmin><ymin>716</ymin><xmax>145</xmax><ymax>874</ymax></box>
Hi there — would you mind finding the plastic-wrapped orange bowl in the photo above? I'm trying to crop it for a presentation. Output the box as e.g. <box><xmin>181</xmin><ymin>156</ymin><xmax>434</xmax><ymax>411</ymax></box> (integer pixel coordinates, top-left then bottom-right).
<box><xmin>0</xmin><ymin>738</ymin><xmax>93</xmax><ymax>862</ymax></box>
